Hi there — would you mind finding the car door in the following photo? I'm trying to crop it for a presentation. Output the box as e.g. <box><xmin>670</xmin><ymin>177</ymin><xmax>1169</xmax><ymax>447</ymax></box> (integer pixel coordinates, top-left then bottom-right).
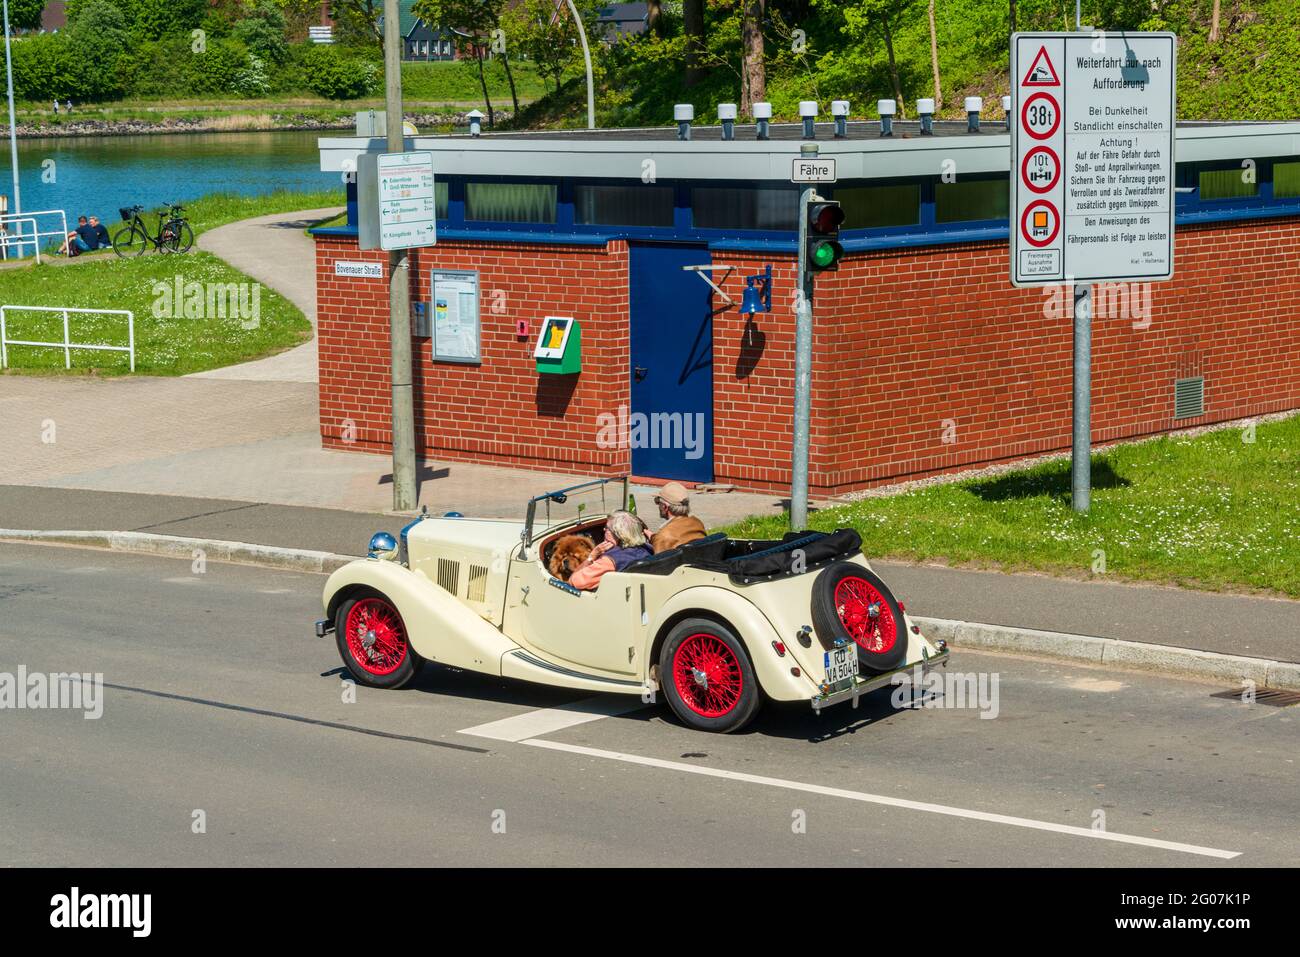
<box><xmin>505</xmin><ymin>557</ymin><xmax>640</xmax><ymax>677</ymax></box>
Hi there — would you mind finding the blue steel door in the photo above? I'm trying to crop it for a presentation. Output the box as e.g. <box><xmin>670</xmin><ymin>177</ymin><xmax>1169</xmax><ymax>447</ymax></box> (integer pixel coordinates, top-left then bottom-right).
<box><xmin>628</xmin><ymin>243</ymin><xmax>714</xmax><ymax>483</ymax></box>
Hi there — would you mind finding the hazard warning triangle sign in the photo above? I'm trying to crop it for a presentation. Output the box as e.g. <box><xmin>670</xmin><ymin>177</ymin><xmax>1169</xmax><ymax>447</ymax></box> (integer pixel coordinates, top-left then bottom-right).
<box><xmin>1022</xmin><ymin>46</ymin><xmax>1060</xmax><ymax>86</ymax></box>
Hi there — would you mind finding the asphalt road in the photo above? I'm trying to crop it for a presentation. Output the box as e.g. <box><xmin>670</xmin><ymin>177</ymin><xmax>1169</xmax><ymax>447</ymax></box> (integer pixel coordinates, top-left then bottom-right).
<box><xmin>1</xmin><ymin>542</ymin><xmax>1296</xmax><ymax>867</ymax></box>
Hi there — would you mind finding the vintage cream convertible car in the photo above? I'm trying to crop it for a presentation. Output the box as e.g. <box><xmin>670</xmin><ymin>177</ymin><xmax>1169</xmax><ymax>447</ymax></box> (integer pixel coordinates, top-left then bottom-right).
<box><xmin>316</xmin><ymin>477</ymin><xmax>949</xmax><ymax>733</ymax></box>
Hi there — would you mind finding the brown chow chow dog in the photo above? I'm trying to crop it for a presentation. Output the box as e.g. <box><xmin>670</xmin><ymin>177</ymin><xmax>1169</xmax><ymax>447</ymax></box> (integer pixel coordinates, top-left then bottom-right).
<box><xmin>548</xmin><ymin>534</ymin><xmax>594</xmax><ymax>581</ymax></box>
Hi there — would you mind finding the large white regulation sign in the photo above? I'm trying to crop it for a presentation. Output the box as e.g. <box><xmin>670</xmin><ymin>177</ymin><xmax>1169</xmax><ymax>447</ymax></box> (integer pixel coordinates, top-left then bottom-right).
<box><xmin>1010</xmin><ymin>32</ymin><xmax>1176</xmax><ymax>286</ymax></box>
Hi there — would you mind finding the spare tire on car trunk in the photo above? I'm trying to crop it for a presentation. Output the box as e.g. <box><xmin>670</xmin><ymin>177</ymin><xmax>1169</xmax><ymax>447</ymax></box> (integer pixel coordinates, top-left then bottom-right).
<box><xmin>811</xmin><ymin>562</ymin><xmax>907</xmax><ymax>673</ymax></box>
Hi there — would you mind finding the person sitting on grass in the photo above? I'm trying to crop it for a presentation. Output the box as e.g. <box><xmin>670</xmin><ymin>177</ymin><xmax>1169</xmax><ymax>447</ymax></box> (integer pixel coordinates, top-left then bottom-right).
<box><xmin>62</xmin><ymin>216</ymin><xmax>92</xmax><ymax>256</ymax></box>
<box><xmin>88</xmin><ymin>215</ymin><xmax>110</xmax><ymax>248</ymax></box>
<box><xmin>568</xmin><ymin>510</ymin><xmax>653</xmax><ymax>591</ymax></box>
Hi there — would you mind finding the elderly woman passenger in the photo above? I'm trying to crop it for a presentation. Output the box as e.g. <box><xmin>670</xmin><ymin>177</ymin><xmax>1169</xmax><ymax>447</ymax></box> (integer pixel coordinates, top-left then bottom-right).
<box><xmin>569</xmin><ymin>510</ymin><xmax>653</xmax><ymax>591</ymax></box>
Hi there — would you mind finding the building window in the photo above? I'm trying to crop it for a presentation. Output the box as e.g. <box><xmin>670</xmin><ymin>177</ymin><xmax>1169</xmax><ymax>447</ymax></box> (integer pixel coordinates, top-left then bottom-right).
<box><xmin>435</xmin><ymin>181</ymin><xmax>449</xmax><ymax>218</ymax></box>
<box><xmin>575</xmin><ymin>184</ymin><xmax>674</xmax><ymax>227</ymax></box>
<box><xmin>1199</xmin><ymin>168</ymin><xmax>1258</xmax><ymax>200</ymax></box>
<box><xmin>466</xmin><ymin>182</ymin><xmax>557</xmax><ymax>223</ymax></box>
<box><xmin>834</xmin><ymin>183</ymin><xmax>920</xmax><ymax>229</ymax></box>
<box><xmin>1272</xmin><ymin>160</ymin><xmax>1300</xmax><ymax>199</ymax></box>
<box><xmin>692</xmin><ymin>186</ymin><xmax>799</xmax><ymax>231</ymax></box>
<box><xmin>935</xmin><ymin>178</ymin><xmax>1009</xmax><ymax>224</ymax></box>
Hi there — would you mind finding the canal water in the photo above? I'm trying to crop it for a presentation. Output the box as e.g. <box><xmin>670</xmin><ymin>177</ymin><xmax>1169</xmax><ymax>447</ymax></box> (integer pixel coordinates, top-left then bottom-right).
<box><xmin>2</xmin><ymin>130</ymin><xmax>338</xmax><ymax>247</ymax></box>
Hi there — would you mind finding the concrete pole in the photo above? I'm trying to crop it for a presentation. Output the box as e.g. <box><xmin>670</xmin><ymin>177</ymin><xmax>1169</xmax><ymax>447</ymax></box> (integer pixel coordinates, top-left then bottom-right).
<box><xmin>3</xmin><ymin>0</ymin><xmax>21</xmax><ymax>222</ymax></box>
<box><xmin>1072</xmin><ymin>281</ymin><xmax>1091</xmax><ymax>513</ymax></box>
<box><xmin>384</xmin><ymin>0</ymin><xmax>417</xmax><ymax>511</ymax></box>
<box><xmin>790</xmin><ymin>185</ymin><xmax>816</xmax><ymax>529</ymax></box>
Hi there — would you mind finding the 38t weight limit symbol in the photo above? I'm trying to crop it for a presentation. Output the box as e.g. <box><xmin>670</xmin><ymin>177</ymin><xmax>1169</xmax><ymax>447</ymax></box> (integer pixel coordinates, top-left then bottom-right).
<box><xmin>1021</xmin><ymin>92</ymin><xmax>1061</xmax><ymax>140</ymax></box>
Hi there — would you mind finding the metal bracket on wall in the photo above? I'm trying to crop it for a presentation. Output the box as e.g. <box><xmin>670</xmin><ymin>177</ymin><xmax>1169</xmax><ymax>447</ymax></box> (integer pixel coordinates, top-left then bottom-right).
<box><xmin>681</xmin><ymin>264</ymin><xmax>735</xmax><ymax>305</ymax></box>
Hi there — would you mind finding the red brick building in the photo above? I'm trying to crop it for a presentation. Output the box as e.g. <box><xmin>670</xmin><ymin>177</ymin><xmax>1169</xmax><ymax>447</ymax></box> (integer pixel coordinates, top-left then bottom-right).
<box><xmin>314</xmin><ymin>116</ymin><xmax>1300</xmax><ymax>495</ymax></box>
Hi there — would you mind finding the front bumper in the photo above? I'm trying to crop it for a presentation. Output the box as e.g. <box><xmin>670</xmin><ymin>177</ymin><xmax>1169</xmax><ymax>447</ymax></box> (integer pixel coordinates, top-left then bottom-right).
<box><xmin>811</xmin><ymin>640</ymin><xmax>950</xmax><ymax>714</ymax></box>
<box><xmin>315</xmin><ymin>618</ymin><xmax>333</xmax><ymax>638</ymax></box>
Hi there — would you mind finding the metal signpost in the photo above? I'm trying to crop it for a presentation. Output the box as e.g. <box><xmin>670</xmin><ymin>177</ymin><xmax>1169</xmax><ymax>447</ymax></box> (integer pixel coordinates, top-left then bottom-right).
<box><xmin>1010</xmin><ymin>29</ymin><xmax>1176</xmax><ymax>512</ymax></box>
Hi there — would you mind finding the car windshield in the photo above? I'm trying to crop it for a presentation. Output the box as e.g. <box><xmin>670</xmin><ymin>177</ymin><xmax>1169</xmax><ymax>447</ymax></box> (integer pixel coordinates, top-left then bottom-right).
<box><xmin>527</xmin><ymin>477</ymin><xmax>629</xmax><ymax>539</ymax></box>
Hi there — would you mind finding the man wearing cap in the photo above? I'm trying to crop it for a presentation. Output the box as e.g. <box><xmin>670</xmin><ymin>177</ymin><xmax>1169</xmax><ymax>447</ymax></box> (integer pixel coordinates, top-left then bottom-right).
<box><xmin>650</xmin><ymin>482</ymin><xmax>707</xmax><ymax>554</ymax></box>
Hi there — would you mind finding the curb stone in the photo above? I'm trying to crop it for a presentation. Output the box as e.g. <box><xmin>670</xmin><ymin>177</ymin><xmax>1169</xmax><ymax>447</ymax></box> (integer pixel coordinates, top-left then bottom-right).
<box><xmin>0</xmin><ymin>529</ymin><xmax>357</xmax><ymax>575</ymax></box>
<box><xmin>916</xmin><ymin>616</ymin><xmax>1300</xmax><ymax>692</ymax></box>
<box><xmin>4</xmin><ymin>530</ymin><xmax>1297</xmax><ymax>691</ymax></box>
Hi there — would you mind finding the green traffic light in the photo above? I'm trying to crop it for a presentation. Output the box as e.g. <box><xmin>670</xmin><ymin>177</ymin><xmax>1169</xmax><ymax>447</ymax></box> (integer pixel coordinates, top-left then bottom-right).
<box><xmin>811</xmin><ymin>242</ymin><xmax>838</xmax><ymax>268</ymax></box>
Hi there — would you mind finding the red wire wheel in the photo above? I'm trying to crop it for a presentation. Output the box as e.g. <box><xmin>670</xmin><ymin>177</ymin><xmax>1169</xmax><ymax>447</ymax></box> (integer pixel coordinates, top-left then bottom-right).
<box><xmin>811</xmin><ymin>563</ymin><xmax>908</xmax><ymax>672</ymax></box>
<box><xmin>672</xmin><ymin>632</ymin><xmax>745</xmax><ymax>718</ymax></box>
<box><xmin>833</xmin><ymin>575</ymin><xmax>898</xmax><ymax>655</ymax></box>
<box><xmin>343</xmin><ymin>596</ymin><xmax>408</xmax><ymax>677</ymax></box>
<box><xmin>659</xmin><ymin>618</ymin><xmax>761</xmax><ymax>733</ymax></box>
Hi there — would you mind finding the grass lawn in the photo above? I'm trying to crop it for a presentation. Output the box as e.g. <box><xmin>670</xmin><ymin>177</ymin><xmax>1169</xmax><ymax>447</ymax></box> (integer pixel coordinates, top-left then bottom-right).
<box><xmin>725</xmin><ymin>415</ymin><xmax>1300</xmax><ymax>599</ymax></box>
<box><xmin>1</xmin><ymin>189</ymin><xmax>340</xmax><ymax>376</ymax></box>
<box><xmin>0</xmin><ymin>252</ymin><xmax>310</xmax><ymax>376</ymax></box>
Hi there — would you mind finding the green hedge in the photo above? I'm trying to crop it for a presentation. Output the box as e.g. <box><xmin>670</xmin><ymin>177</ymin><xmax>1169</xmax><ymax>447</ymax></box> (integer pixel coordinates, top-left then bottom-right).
<box><xmin>13</xmin><ymin>34</ymin><xmax>383</xmax><ymax>103</ymax></box>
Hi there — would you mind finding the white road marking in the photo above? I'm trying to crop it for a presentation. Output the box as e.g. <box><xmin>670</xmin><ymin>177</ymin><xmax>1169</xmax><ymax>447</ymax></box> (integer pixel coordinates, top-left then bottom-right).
<box><xmin>458</xmin><ymin>696</ymin><xmax>649</xmax><ymax>742</ymax></box>
<box><xmin>162</xmin><ymin>577</ymin><xmax>203</xmax><ymax>585</ymax></box>
<box><xmin>523</xmin><ymin>739</ymin><xmax>1240</xmax><ymax>860</ymax></box>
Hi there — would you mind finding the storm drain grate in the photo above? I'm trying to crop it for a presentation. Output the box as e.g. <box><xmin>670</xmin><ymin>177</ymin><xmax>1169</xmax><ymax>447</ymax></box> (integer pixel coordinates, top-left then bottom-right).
<box><xmin>1210</xmin><ymin>687</ymin><xmax>1300</xmax><ymax>707</ymax></box>
<box><xmin>1174</xmin><ymin>376</ymin><xmax>1205</xmax><ymax>419</ymax></box>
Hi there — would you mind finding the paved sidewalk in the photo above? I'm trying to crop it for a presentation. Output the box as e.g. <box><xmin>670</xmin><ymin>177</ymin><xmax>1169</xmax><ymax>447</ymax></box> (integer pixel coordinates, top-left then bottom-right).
<box><xmin>189</xmin><ymin>206</ymin><xmax>342</xmax><ymax>383</ymax></box>
<box><xmin>2</xmin><ymin>484</ymin><xmax>1296</xmax><ymax>665</ymax></box>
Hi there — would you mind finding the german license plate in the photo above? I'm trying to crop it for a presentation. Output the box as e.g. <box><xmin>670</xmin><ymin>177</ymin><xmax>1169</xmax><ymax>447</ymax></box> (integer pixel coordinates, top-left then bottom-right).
<box><xmin>823</xmin><ymin>645</ymin><xmax>859</xmax><ymax>688</ymax></box>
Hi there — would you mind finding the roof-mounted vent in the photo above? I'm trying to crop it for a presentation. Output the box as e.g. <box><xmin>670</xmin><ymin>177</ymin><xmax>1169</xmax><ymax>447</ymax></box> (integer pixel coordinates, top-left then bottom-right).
<box><xmin>916</xmin><ymin>98</ymin><xmax>935</xmax><ymax>136</ymax></box>
<box><xmin>965</xmin><ymin>96</ymin><xmax>983</xmax><ymax>133</ymax></box>
<box><xmin>674</xmin><ymin>103</ymin><xmax>694</xmax><ymax>141</ymax></box>
<box><xmin>877</xmin><ymin>99</ymin><xmax>897</xmax><ymax>138</ymax></box>
<box><xmin>752</xmin><ymin>101</ymin><xmax>772</xmax><ymax>140</ymax></box>
<box><xmin>718</xmin><ymin>103</ymin><xmax>737</xmax><ymax>141</ymax></box>
<box><xmin>831</xmin><ymin>100</ymin><xmax>850</xmax><ymax>139</ymax></box>
<box><xmin>799</xmin><ymin>101</ymin><xmax>818</xmax><ymax>140</ymax></box>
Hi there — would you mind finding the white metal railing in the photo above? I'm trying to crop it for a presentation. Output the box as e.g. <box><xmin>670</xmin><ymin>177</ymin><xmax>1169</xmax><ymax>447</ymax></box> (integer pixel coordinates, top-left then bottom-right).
<box><xmin>0</xmin><ymin>218</ymin><xmax>39</xmax><ymax>263</ymax></box>
<box><xmin>0</xmin><ymin>305</ymin><xmax>136</xmax><ymax>372</ymax></box>
<box><xmin>0</xmin><ymin>209</ymin><xmax>70</xmax><ymax>261</ymax></box>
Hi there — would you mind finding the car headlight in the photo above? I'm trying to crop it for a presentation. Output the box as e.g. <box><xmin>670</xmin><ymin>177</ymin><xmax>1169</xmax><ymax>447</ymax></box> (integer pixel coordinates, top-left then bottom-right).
<box><xmin>368</xmin><ymin>531</ymin><xmax>398</xmax><ymax>560</ymax></box>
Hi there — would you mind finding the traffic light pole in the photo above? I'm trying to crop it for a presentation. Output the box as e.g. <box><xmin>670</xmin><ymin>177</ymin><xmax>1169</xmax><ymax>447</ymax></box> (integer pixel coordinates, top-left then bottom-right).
<box><xmin>790</xmin><ymin>186</ymin><xmax>816</xmax><ymax>530</ymax></box>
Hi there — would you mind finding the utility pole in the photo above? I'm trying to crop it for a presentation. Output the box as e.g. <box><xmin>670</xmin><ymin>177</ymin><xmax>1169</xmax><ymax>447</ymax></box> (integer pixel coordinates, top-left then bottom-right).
<box><xmin>383</xmin><ymin>0</ymin><xmax>417</xmax><ymax>510</ymax></box>
<box><xmin>3</xmin><ymin>0</ymin><xmax>20</xmax><ymax>226</ymax></box>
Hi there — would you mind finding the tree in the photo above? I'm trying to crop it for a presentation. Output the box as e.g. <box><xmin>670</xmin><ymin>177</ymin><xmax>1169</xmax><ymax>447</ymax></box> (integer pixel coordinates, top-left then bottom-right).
<box><xmin>741</xmin><ymin>0</ymin><xmax>766</xmax><ymax>112</ymax></box>
<box><xmin>414</xmin><ymin>0</ymin><xmax>508</xmax><ymax>124</ymax></box>
<box><xmin>646</xmin><ymin>0</ymin><xmax>663</xmax><ymax>36</ymax></box>
<box><xmin>233</xmin><ymin>2</ymin><xmax>290</xmax><ymax>64</ymax></box>
<box><xmin>7</xmin><ymin>0</ymin><xmax>47</xmax><ymax>31</ymax></box>
<box><xmin>1209</xmin><ymin>0</ymin><xmax>1221</xmax><ymax>42</ymax></box>
<box><xmin>927</xmin><ymin>0</ymin><xmax>940</xmax><ymax>109</ymax></box>
<box><xmin>683</xmin><ymin>0</ymin><xmax>706</xmax><ymax>87</ymax></box>
<box><xmin>840</xmin><ymin>0</ymin><xmax>920</xmax><ymax>117</ymax></box>
<box><xmin>503</xmin><ymin>0</ymin><xmax>600</xmax><ymax>95</ymax></box>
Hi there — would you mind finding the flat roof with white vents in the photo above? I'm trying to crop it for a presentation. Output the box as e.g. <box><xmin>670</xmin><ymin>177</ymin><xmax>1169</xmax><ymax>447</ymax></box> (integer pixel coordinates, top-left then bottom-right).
<box><xmin>319</xmin><ymin>120</ymin><xmax>1300</xmax><ymax>182</ymax></box>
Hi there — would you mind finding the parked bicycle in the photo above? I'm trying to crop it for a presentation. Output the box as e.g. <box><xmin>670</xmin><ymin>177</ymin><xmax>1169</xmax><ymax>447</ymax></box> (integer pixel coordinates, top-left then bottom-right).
<box><xmin>112</xmin><ymin>203</ymin><xmax>194</xmax><ymax>257</ymax></box>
